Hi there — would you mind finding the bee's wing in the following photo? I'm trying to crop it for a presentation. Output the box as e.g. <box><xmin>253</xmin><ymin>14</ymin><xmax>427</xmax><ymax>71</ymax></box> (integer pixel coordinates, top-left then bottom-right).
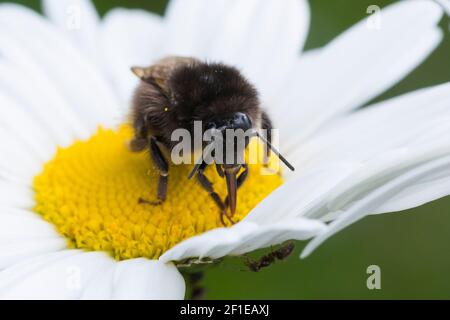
<box><xmin>131</xmin><ymin>56</ymin><xmax>200</xmax><ymax>96</ymax></box>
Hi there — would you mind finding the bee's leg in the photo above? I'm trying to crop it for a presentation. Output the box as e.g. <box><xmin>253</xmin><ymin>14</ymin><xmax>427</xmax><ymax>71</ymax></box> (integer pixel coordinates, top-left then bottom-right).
<box><xmin>215</xmin><ymin>163</ymin><xmax>224</xmax><ymax>178</ymax></box>
<box><xmin>196</xmin><ymin>163</ymin><xmax>234</xmax><ymax>225</ymax></box>
<box><xmin>212</xmin><ymin>149</ymin><xmax>224</xmax><ymax>178</ymax></box>
<box><xmin>261</xmin><ymin>111</ymin><xmax>273</xmax><ymax>166</ymax></box>
<box><xmin>139</xmin><ymin>137</ymin><xmax>168</xmax><ymax>205</ymax></box>
<box><xmin>129</xmin><ymin>116</ymin><xmax>149</xmax><ymax>152</ymax></box>
<box><xmin>224</xmin><ymin>164</ymin><xmax>249</xmax><ymax>211</ymax></box>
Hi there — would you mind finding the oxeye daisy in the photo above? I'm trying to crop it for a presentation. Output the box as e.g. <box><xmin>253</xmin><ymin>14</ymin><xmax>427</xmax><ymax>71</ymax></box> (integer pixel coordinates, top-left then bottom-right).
<box><xmin>0</xmin><ymin>0</ymin><xmax>449</xmax><ymax>300</ymax></box>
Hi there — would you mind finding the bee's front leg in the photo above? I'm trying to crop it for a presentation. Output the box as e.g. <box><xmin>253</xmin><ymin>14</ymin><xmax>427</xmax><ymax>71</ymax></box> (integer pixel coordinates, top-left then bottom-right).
<box><xmin>139</xmin><ymin>136</ymin><xmax>168</xmax><ymax>205</ymax></box>
<box><xmin>196</xmin><ymin>162</ymin><xmax>234</xmax><ymax>225</ymax></box>
<box><xmin>224</xmin><ymin>164</ymin><xmax>248</xmax><ymax>210</ymax></box>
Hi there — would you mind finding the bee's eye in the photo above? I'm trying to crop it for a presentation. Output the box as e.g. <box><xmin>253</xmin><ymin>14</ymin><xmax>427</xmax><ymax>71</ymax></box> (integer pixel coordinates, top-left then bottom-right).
<box><xmin>206</xmin><ymin>112</ymin><xmax>252</xmax><ymax>131</ymax></box>
<box><xmin>232</xmin><ymin>112</ymin><xmax>252</xmax><ymax>131</ymax></box>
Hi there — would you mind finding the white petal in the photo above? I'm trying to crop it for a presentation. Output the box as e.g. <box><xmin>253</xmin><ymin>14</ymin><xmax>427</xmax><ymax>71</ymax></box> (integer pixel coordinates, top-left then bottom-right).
<box><xmin>0</xmin><ymin>62</ymin><xmax>86</xmax><ymax>147</ymax></box>
<box><xmin>42</xmin><ymin>0</ymin><xmax>101</xmax><ymax>64</ymax></box>
<box><xmin>0</xmin><ymin>4</ymin><xmax>120</xmax><ymax>130</ymax></box>
<box><xmin>0</xmin><ymin>206</ymin><xmax>46</xmax><ymax>218</ymax></box>
<box><xmin>374</xmin><ymin>163</ymin><xmax>450</xmax><ymax>214</ymax></box>
<box><xmin>109</xmin><ymin>259</ymin><xmax>185</xmax><ymax>300</ymax></box>
<box><xmin>162</xmin><ymin>0</ymin><xmax>231</xmax><ymax>58</ymax></box>
<box><xmin>289</xmin><ymin>83</ymin><xmax>450</xmax><ymax>221</ymax></box>
<box><xmin>0</xmin><ymin>58</ymin><xmax>90</xmax><ymax>140</ymax></box>
<box><xmin>82</xmin><ymin>259</ymin><xmax>185</xmax><ymax>300</ymax></box>
<box><xmin>324</xmin><ymin>145</ymin><xmax>450</xmax><ymax>214</ymax></box>
<box><xmin>0</xmin><ymin>238</ymin><xmax>66</xmax><ymax>270</ymax></box>
<box><xmin>0</xmin><ymin>248</ymin><xmax>184</xmax><ymax>300</ymax></box>
<box><xmin>0</xmin><ymin>211</ymin><xmax>60</xmax><ymax>240</ymax></box>
<box><xmin>0</xmin><ymin>92</ymin><xmax>55</xmax><ymax>161</ymax></box>
<box><xmin>163</xmin><ymin>0</ymin><xmax>309</xmax><ymax>101</ymax></box>
<box><xmin>0</xmin><ymin>250</ymin><xmax>78</xmax><ymax>298</ymax></box>
<box><xmin>435</xmin><ymin>0</ymin><xmax>450</xmax><ymax>15</ymax></box>
<box><xmin>0</xmin><ymin>127</ymin><xmax>42</xmax><ymax>183</ymax></box>
<box><xmin>302</xmin><ymin>153</ymin><xmax>450</xmax><ymax>258</ymax></box>
<box><xmin>100</xmin><ymin>8</ymin><xmax>163</xmax><ymax>105</ymax></box>
<box><xmin>228</xmin><ymin>219</ymin><xmax>326</xmax><ymax>256</ymax></box>
<box><xmin>247</xmin><ymin>82</ymin><xmax>450</xmax><ymax>256</ymax></box>
<box><xmin>293</xmin><ymin>83</ymin><xmax>450</xmax><ymax>255</ymax></box>
<box><xmin>245</xmin><ymin>162</ymin><xmax>360</xmax><ymax>224</ymax></box>
<box><xmin>161</xmin><ymin>222</ymin><xmax>256</xmax><ymax>262</ymax></box>
<box><xmin>79</xmin><ymin>263</ymin><xmax>115</xmax><ymax>299</ymax></box>
<box><xmin>207</xmin><ymin>0</ymin><xmax>310</xmax><ymax>101</ymax></box>
<box><xmin>0</xmin><ymin>250</ymin><xmax>115</xmax><ymax>299</ymax></box>
<box><xmin>277</xmin><ymin>0</ymin><xmax>443</xmax><ymax>149</ymax></box>
<box><xmin>160</xmin><ymin>219</ymin><xmax>325</xmax><ymax>262</ymax></box>
<box><xmin>0</xmin><ymin>181</ymin><xmax>34</xmax><ymax>209</ymax></box>
<box><xmin>292</xmin><ymin>82</ymin><xmax>450</xmax><ymax>174</ymax></box>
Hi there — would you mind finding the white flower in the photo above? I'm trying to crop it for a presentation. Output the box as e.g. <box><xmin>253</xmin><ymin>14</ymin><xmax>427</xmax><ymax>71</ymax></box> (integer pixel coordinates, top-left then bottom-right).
<box><xmin>0</xmin><ymin>0</ymin><xmax>449</xmax><ymax>299</ymax></box>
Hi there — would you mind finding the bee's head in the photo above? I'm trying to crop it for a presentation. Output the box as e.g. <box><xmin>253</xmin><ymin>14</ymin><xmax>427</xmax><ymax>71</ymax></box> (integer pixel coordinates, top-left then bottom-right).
<box><xmin>168</xmin><ymin>62</ymin><xmax>260</xmax><ymax>133</ymax></box>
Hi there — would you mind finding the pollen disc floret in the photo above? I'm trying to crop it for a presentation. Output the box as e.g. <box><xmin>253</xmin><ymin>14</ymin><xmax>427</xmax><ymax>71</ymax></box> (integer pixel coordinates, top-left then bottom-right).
<box><xmin>33</xmin><ymin>126</ymin><xmax>283</xmax><ymax>260</ymax></box>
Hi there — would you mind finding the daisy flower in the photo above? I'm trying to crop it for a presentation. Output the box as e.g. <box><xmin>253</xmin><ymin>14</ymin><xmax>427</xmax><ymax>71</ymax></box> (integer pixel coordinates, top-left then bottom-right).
<box><xmin>0</xmin><ymin>0</ymin><xmax>449</xmax><ymax>299</ymax></box>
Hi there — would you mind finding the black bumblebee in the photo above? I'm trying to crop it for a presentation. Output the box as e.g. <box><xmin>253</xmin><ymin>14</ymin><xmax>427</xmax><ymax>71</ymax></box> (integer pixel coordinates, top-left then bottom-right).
<box><xmin>130</xmin><ymin>56</ymin><xmax>294</xmax><ymax>224</ymax></box>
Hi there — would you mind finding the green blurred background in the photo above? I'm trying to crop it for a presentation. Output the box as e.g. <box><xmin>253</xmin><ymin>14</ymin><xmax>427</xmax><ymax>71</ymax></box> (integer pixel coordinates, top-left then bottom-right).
<box><xmin>4</xmin><ymin>0</ymin><xmax>450</xmax><ymax>299</ymax></box>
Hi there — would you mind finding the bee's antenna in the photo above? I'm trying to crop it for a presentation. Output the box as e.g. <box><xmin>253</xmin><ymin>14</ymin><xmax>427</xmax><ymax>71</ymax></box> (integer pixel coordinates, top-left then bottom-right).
<box><xmin>253</xmin><ymin>130</ymin><xmax>295</xmax><ymax>171</ymax></box>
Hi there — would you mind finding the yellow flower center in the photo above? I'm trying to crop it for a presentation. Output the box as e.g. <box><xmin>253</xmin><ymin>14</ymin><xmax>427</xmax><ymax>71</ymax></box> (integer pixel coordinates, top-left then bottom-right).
<box><xmin>33</xmin><ymin>126</ymin><xmax>283</xmax><ymax>260</ymax></box>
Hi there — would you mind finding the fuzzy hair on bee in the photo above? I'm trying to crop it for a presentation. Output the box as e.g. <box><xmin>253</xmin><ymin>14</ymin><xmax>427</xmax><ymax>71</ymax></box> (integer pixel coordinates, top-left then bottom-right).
<box><xmin>129</xmin><ymin>56</ymin><xmax>291</xmax><ymax>225</ymax></box>
<box><xmin>130</xmin><ymin>56</ymin><xmax>263</xmax><ymax>151</ymax></box>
